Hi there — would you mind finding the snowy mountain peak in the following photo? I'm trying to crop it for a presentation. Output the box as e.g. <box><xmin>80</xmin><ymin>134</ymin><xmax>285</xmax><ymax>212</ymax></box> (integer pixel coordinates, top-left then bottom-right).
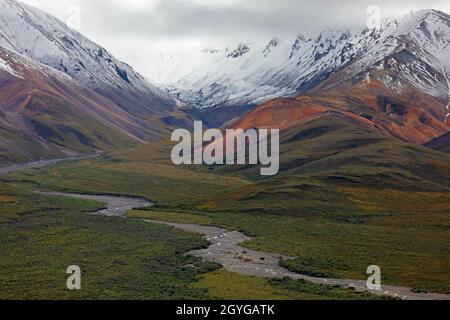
<box><xmin>227</xmin><ymin>43</ymin><xmax>251</xmax><ymax>58</ymax></box>
<box><xmin>165</xmin><ymin>9</ymin><xmax>450</xmax><ymax>115</ymax></box>
<box><xmin>263</xmin><ymin>38</ymin><xmax>279</xmax><ymax>57</ymax></box>
<box><xmin>0</xmin><ymin>0</ymin><xmax>168</xmax><ymax>99</ymax></box>
<box><xmin>289</xmin><ymin>34</ymin><xmax>309</xmax><ymax>59</ymax></box>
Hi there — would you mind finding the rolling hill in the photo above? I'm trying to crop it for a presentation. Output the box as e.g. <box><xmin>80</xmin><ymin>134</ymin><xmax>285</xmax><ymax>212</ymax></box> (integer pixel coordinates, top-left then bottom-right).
<box><xmin>425</xmin><ymin>132</ymin><xmax>450</xmax><ymax>152</ymax></box>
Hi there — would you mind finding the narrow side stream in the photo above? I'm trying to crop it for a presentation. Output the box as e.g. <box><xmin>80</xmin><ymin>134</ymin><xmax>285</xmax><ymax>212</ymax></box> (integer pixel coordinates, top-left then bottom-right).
<box><xmin>0</xmin><ymin>153</ymin><xmax>101</xmax><ymax>175</ymax></box>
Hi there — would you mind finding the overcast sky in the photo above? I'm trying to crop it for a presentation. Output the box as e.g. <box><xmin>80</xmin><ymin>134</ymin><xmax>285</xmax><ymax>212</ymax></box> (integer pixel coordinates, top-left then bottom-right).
<box><xmin>19</xmin><ymin>0</ymin><xmax>450</xmax><ymax>78</ymax></box>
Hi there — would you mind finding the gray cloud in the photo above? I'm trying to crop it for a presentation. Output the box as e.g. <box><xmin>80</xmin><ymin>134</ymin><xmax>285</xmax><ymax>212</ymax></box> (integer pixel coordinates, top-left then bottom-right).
<box><xmin>19</xmin><ymin>0</ymin><xmax>450</xmax><ymax>78</ymax></box>
<box><xmin>22</xmin><ymin>0</ymin><xmax>450</xmax><ymax>42</ymax></box>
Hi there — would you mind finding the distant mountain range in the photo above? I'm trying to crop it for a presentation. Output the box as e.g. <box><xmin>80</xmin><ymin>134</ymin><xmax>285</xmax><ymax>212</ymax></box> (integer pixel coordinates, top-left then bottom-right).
<box><xmin>164</xmin><ymin>10</ymin><xmax>450</xmax><ymax>130</ymax></box>
<box><xmin>227</xmin><ymin>10</ymin><xmax>450</xmax><ymax>145</ymax></box>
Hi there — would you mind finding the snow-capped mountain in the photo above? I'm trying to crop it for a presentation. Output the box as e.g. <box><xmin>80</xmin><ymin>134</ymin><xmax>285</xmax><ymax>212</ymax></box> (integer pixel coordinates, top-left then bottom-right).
<box><xmin>325</xmin><ymin>9</ymin><xmax>450</xmax><ymax>123</ymax></box>
<box><xmin>211</xmin><ymin>10</ymin><xmax>450</xmax><ymax>145</ymax></box>
<box><xmin>0</xmin><ymin>0</ymin><xmax>174</xmax><ymax>115</ymax></box>
<box><xmin>323</xmin><ymin>10</ymin><xmax>450</xmax><ymax>98</ymax></box>
<box><xmin>0</xmin><ymin>45</ymin><xmax>146</xmax><ymax>162</ymax></box>
<box><xmin>167</xmin><ymin>9</ymin><xmax>450</xmax><ymax>122</ymax></box>
<box><xmin>0</xmin><ymin>0</ymin><xmax>192</xmax><ymax>164</ymax></box>
<box><xmin>169</xmin><ymin>30</ymin><xmax>378</xmax><ymax>109</ymax></box>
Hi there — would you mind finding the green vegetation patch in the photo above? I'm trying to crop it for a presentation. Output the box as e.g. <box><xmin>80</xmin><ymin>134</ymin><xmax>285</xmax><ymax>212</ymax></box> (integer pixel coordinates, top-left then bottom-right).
<box><xmin>128</xmin><ymin>210</ymin><xmax>213</xmax><ymax>225</ymax></box>
<box><xmin>4</xmin><ymin>137</ymin><xmax>450</xmax><ymax>296</ymax></box>
<box><xmin>0</xmin><ymin>188</ymin><xmax>219</xmax><ymax>300</ymax></box>
<box><xmin>194</xmin><ymin>270</ymin><xmax>391</xmax><ymax>300</ymax></box>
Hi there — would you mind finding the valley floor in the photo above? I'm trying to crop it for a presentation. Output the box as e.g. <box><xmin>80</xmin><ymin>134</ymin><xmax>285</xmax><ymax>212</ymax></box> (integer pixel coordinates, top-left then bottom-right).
<box><xmin>0</xmin><ymin>180</ymin><xmax>387</xmax><ymax>300</ymax></box>
<box><xmin>25</xmin><ymin>191</ymin><xmax>445</xmax><ymax>300</ymax></box>
<box><xmin>0</xmin><ymin>141</ymin><xmax>449</xmax><ymax>299</ymax></box>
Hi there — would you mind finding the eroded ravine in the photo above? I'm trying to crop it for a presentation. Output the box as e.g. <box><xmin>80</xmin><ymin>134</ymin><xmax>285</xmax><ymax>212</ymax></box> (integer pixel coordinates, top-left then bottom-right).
<box><xmin>38</xmin><ymin>191</ymin><xmax>450</xmax><ymax>301</ymax></box>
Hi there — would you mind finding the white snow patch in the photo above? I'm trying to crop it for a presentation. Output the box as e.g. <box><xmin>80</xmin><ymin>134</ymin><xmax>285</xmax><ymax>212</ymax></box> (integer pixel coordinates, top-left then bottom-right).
<box><xmin>0</xmin><ymin>55</ymin><xmax>23</xmax><ymax>78</ymax></box>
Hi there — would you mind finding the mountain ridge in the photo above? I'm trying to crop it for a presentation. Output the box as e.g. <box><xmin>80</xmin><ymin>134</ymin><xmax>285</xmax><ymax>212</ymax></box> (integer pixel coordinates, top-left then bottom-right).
<box><xmin>0</xmin><ymin>0</ymin><xmax>194</xmax><ymax>164</ymax></box>
<box><xmin>165</xmin><ymin>9</ymin><xmax>450</xmax><ymax>129</ymax></box>
<box><xmin>0</xmin><ymin>0</ymin><xmax>176</xmax><ymax>115</ymax></box>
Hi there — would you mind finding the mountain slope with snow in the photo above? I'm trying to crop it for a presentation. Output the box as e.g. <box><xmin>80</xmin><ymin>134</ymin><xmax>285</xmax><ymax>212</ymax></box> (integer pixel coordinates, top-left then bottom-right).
<box><xmin>185</xmin><ymin>10</ymin><xmax>449</xmax><ymax>144</ymax></box>
<box><xmin>321</xmin><ymin>10</ymin><xmax>450</xmax><ymax>100</ymax></box>
<box><xmin>0</xmin><ymin>46</ymin><xmax>140</xmax><ymax>163</ymax></box>
<box><xmin>170</xmin><ymin>30</ymin><xmax>379</xmax><ymax>109</ymax></box>
<box><xmin>0</xmin><ymin>0</ymin><xmax>175</xmax><ymax>116</ymax></box>
<box><xmin>167</xmin><ymin>9</ymin><xmax>450</xmax><ymax>128</ymax></box>
<box><xmin>0</xmin><ymin>0</ymin><xmax>195</xmax><ymax>164</ymax></box>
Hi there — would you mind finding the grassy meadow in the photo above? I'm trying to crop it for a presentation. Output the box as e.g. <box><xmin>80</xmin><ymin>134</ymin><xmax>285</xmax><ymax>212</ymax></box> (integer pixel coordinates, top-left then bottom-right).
<box><xmin>1</xmin><ymin>130</ymin><xmax>449</xmax><ymax>296</ymax></box>
<box><xmin>0</xmin><ymin>178</ymin><xmax>388</xmax><ymax>300</ymax></box>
